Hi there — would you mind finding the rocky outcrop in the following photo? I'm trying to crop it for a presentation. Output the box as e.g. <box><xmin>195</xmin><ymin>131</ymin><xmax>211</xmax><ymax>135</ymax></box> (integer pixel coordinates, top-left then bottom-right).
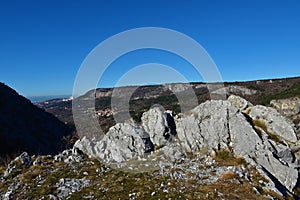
<box><xmin>230</xmin><ymin>115</ymin><xmax>298</xmax><ymax>194</ymax></box>
<box><xmin>3</xmin><ymin>152</ymin><xmax>31</xmax><ymax>178</ymax></box>
<box><xmin>227</xmin><ymin>94</ymin><xmax>253</xmax><ymax>112</ymax></box>
<box><xmin>248</xmin><ymin>105</ymin><xmax>297</xmax><ymax>143</ymax></box>
<box><xmin>74</xmin><ymin>123</ymin><xmax>153</xmax><ymax>163</ymax></box>
<box><xmin>141</xmin><ymin>106</ymin><xmax>176</xmax><ymax>147</ymax></box>
<box><xmin>164</xmin><ymin>83</ymin><xmax>190</xmax><ymax>93</ymax></box>
<box><xmin>270</xmin><ymin>97</ymin><xmax>300</xmax><ymax>139</ymax></box>
<box><xmin>176</xmin><ymin>100</ymin><xmax>232</xmax><ymax>153</ymax></box>
<box><xmin>211</xmin><ymin>85</ymin><xmax>257</xmax><ymax>96</ymax></box>
<box><xmin>270</xmin><ymin>98</ymin><xmax>300</xmax><ymax>116</ymax></box>
<box><xmin>175</xmin><ymin>97</ymin><xmax>298</xmax><ymax>193</ymax></box>
<box><xmin>73</xmin><ymin>95</ymin><xmax>299</xmax><ymax>196</ymax></box>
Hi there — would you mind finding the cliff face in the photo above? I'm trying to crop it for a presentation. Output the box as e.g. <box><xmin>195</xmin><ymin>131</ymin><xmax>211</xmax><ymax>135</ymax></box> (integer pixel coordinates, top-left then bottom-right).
<box><xmin>0</xmin><ymin>83</ymin><xmax>71</xmax><ymax>157</ymax></box>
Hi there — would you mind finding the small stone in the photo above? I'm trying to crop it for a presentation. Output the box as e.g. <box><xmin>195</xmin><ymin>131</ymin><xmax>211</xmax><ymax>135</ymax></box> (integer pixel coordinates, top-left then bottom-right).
<box><xmin>252</xmin><ymin>187</ymin><xmax>260</xmax><ymax>194</ymax></box>
<box><xmin>56</xmin><ymin>178</ymin><xmax>92</xmax><ymax>198</ymax></box>
<box><xmin>83</xmin><ymin>171</ymin><xmax>88</xmax><ymax>176</ymax></box>
<box><xmin>49</xmin><ymin>194</ymin><xmax>57</xmax><ymax>200</ymax></box>
<box><xmin>33</xmin><ymin>157</ymin><xmax>42</xmax><ymax>166</ymax></box>
<box><xmin>129</xmin><ymin>193</ymin><xmax>136</xmax><ymax>197</ymax></box>
<box><xmin>15</xmin><ymin>152</ymin><xmax>31</xmax><ymax>166</ymax></box>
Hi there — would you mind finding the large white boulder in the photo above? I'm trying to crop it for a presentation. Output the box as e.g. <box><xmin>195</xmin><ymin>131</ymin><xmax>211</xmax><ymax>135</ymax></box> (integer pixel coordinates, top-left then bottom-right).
<box><xmin>73</xmin><ymin>123</ymin><xmax>150</xmax><ymax>163</ymax></box>
<box><xmin>248</xmin><ymin>105</ymin><xmax>297</xmax><ymax>143</ymax></box>
<box><xmin>176</xmin><ymin>98</ymin><xmax>298</xmax><ymax>193</ymax></box>
<box><xmin>141</xmin><ymin>106</ymin><xmax>175</xmax><ymax>147</ymax></box>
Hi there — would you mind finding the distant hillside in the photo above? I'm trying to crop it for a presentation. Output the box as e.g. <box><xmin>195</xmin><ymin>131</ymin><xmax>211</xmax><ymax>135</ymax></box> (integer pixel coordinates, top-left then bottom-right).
<box><xmin>37</xmin><ymin>76</ymin><xmax>300</xmax><ymax>134</ymax></box>
<box><xmin>0</xmin><ymin>83</ymin><xmax>71</xmax><ymax>160</ymax></box>
<box><xmin>28</xmin><ymin>95</ymin><xmax>71</xmax><ymax>103</ymax></box>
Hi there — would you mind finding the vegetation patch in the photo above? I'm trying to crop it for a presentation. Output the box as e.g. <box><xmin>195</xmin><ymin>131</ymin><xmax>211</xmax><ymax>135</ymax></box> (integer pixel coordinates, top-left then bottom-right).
<box><xmin>214</xmin><ymin>150</ymin><xmax>247</xmax><ymax>166</ymax></box>
<box><xmin>260</xmin><ymin>82</ymin><xmax>300</xmax><ymax>105</ymax></box>
<box><xmin>252</xmin><ymin>119</ymin><xmax>282</xmax><ymax>143</ymax></box>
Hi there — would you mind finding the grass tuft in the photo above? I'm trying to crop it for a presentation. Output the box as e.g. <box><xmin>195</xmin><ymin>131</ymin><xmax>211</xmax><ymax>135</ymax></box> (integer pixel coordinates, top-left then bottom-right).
<box><xmin>253</xmin><ymin>119</ymin><xmax>282</xmax><ymax>143</ymax></box>
<box><xmin>214</xmin><ymin>150</ymin><xmax>247</xmax><ymax>166</ymax></box>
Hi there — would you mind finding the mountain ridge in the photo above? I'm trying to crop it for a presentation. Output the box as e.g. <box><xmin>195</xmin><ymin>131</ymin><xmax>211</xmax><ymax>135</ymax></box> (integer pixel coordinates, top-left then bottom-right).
<box><xmin>0</xmin><ymin>82</ymin><xmax>71</xmax><ymax>160</ymax></box>
<box><xmin>35</xmin><ymin>76</ymin><xmax>300</xmax><ymax>135</ymax></box>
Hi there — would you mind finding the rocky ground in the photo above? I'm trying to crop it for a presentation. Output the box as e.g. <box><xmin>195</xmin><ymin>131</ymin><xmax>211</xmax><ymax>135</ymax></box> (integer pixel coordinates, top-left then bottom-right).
<box><xmin>0</xmin><ymin>148</ymin><xmax>283</xmax><ymax>200</ymax></box>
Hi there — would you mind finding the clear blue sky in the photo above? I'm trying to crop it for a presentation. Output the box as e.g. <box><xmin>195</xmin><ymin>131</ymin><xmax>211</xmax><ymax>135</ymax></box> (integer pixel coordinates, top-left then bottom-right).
<box><xmin>0</xmin><ymin>0</ymin><xmax>299</xmax><ymax>97</ymax></box>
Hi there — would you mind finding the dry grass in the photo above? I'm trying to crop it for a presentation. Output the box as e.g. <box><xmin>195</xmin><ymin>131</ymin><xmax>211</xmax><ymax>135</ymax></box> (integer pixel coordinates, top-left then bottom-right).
<box><xmin>214</xmin><ymin>150</ymin><xmax>247</xmax><ymax>166</ymax></box>
<box><xmin>220</xmin><ymin>170</ymin><xmax>237</xmax><ymax>181</ymax></box>
<box><xmin>252</xmin><ymin>119</ymin><xmax>282</xmax><ymax>143</ymax></box>
<box><xmin>244</xmin><ymin>107</ymin><xmax>252</xmax><ymax>115</ymax></box>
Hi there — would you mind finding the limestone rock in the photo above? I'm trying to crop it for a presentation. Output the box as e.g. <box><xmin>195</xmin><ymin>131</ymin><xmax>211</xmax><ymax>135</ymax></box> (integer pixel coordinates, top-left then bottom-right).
<box><xmin>54</xmin><ymin>149</ymin><xmax>84</xmax><ymax>163</ymax></box>
<box><xmin>73</xmin><ymin>96</ymin><xmax>299</xmax><ymax>196</ymax></box>
<box><xmin>3</xmin><ymin>152</ymin><xmax>31</xmax><ymax>178</ymax></box>
<box><xmin>160</xmin><ymin>143</ymin><xmax>186</xmax><ymax>162</ymax></box>
<box><xmin>56</xmin><ymin>178</ymin><xmax>92</xmax><ymax>199</ymax></box>
<box><xmin>270</xmin><ymin>98</ymin><xmax>300</xmax><ymax>116</ymax></box>
<box><xmin>141</xmin><ymin>106</ymin><xmax>176</xmax><ymax>147</ymax></box>
<box><xmin>73</xmin><ymin>123</ymin><xmax>152</xmax><ymax>162</ymax></box>
<box><xmin>230</xmin><ymin>111</ymin><xmax>298</xmax><ymax>193</ymax></box>
<box><xmin>32</xmin><ymin>156</ymin><xmax>42</xmax><ymax>166</ymax></box>
<box><xmin>230</xmin><ymin>101</ymin><xmax>298</xmax><ymax>193</ymax></box>
<box><xmin>228</xmin><ymin>94</ymin><xmax>253</xmax><ymax>112</ymax></box>
<box><xmin>248</xmin><ymin>105</ymin><xmax>297</xmax><ymax>143</ymax></box>
<box><xmin>228</xmin><ymin>108</ymin><xmax>262</xmax><ymax>157</ymax></box>
<box><xmin>211</xmin><ymin>86</ymin><xmax>257</xmax><ymax>96</ymax></box>
<box><xmin>270</xmin><ymin>97</ymin><xmax>300</xmax><ymax>140</ymax></box>
<box><xmin>175</xmin><ymin>98</ymin><xmax>298</xmax><ymax>194</ymax></box>
<box><xmin>164</xmin><ymin>83</ymin><xmax>190</xmax><ymax>93</ymax></box>
<box><xmin>73</xmin><ymin>137</ymin><xmax>96</xmax><ymax>158</ymax></box>
<box><xmin>176</xmin><ymin>100</ymin><xmax>232</xmax><ymax>153</ymax></box>
<box><xmin>14</xmin><ymin>152</ymin><xmax>31</xmax><ymax>166</ymax></box>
